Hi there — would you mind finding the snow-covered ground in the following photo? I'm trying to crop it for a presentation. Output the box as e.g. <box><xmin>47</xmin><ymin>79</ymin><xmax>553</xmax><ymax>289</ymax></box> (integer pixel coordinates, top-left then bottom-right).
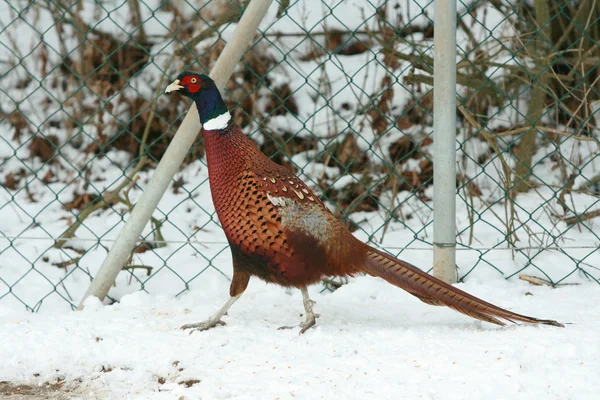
<box><xmin>2</xmin><ymin>278</ymin><xmax>598</xmax><ymax>399</ymax></box>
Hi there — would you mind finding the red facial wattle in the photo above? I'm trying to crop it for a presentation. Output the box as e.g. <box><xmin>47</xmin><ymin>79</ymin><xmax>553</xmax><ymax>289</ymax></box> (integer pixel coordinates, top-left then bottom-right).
<box><xmin>181</xmin><ymin>75</ymin><xmax>202</xmax><ymax>93</ymax></box>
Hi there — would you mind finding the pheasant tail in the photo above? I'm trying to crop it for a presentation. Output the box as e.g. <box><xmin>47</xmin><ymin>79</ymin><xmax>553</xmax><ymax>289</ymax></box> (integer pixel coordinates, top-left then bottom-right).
<box><xmin>362</xmin><ymin>247</ymin><xmax>564</xmax><ymax>327</ymax></box>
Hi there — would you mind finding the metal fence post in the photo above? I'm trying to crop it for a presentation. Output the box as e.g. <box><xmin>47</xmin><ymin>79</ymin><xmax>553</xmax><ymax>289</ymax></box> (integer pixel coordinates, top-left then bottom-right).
<box><xmin>77</xmin><ymin>0</ymin><xmax>274</xmax><ymax>309</ymax></box>
<box><xmin>432</xmin><ymin>0</ymin><xmax>458</xmax><ymax>283</ymax></box>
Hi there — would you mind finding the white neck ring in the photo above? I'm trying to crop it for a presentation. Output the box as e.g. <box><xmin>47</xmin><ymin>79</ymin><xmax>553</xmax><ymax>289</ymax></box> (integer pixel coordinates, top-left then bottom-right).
<box><xmin>203</xmin><ymin>111</ymin><xmax>231</xmax><ymax>130</ymax></box>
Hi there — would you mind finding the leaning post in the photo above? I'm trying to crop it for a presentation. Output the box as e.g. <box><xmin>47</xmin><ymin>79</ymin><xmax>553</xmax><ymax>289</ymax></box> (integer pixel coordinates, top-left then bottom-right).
<box><xmin>77</xmin><ymin>0</ymin><xmax>275</xmax><ymax>309</ymax></box>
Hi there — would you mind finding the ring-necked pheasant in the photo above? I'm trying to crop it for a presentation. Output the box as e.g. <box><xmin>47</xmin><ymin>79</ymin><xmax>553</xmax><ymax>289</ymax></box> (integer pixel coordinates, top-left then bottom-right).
<box><xmin>165</xmin><ymin>71</ymin><xmax>563</xmax><ymax>333</ymax></box>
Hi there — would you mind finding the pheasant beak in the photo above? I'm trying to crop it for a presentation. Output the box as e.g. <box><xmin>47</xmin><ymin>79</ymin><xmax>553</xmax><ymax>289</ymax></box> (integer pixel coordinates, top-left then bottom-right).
<box><xmin>165</xmin><ymin>79</ymin><xmax>184</xmax><ymax>94</ymax></box>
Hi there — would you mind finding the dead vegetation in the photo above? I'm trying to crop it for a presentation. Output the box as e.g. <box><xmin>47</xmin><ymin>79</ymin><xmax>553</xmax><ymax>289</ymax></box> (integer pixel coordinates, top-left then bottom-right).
<box><xmin>1</xmin><ymin>0</ymin><xmax>599</xmax><ymax>269</ymax></box>
<box><xmin>0</xmin><ymin>380</ymin><xmax>70</xmax><ymax>399</ymax></box>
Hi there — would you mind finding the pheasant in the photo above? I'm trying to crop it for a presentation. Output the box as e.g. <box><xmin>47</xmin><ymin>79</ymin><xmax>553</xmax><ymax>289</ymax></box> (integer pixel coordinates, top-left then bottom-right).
<box><xmin>165</xmin><ymin>71</ymin><xmax>563</xmax><ymax>333</ymax></box>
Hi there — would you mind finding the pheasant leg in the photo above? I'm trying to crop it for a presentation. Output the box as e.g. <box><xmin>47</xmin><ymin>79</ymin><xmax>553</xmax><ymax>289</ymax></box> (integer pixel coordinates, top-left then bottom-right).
<box><xmin>181</xmin><ymin>294</ymin><xmax>241</xmax><ymax>332</ymax></box>
<box><xmin>279</xmin><ymin>286</ymin><xmax>320</xmax><ymax>334</ymax></box>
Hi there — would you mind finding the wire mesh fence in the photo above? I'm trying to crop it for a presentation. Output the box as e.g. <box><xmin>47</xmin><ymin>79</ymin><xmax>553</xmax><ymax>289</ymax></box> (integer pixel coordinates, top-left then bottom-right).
<box><xmin>1</xmin><ymin>0</ymin><xmax>599</xmax><ymax>312</ymax></box>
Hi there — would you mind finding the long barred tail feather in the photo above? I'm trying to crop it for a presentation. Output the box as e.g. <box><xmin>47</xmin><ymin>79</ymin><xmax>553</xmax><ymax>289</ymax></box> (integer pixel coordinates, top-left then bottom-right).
<box><xmin>362</xmin><ymin>247</ymin><xmax>564</xmax><ymax>327</ymax></box>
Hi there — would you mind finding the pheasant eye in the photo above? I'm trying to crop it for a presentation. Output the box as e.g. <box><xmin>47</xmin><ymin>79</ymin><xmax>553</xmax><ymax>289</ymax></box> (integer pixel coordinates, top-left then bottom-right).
<box><xmin>190</xmin><ymin>77</ymin><xmax>197</xmax><ymax>83</ymax></box>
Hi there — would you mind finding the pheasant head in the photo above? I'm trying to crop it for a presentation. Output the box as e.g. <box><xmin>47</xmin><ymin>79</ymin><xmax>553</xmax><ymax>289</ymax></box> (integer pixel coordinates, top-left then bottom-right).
<box><xmin>165</xmin><ymin>71</ymin><xmax>231</xmax><ymax>130</ymax></box>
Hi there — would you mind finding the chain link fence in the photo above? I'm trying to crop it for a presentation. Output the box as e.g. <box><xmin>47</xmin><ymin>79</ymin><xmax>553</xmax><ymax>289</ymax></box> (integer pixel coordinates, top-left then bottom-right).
<box><xmin>1</xmin><ymin>0</ymin><xmax>599</xmax><ymax>312</ymax></box>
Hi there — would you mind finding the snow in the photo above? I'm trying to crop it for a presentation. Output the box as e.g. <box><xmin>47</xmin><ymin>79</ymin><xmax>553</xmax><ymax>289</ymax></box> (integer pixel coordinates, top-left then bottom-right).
<box><xmin>1</xmin><ymin>278</ymin><xmax>598</xmax><ymax>399</ymax></box>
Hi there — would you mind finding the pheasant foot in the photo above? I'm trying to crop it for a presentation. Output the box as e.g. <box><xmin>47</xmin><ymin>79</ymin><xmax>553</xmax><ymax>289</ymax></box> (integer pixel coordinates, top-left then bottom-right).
<box><xmin>181</xmin><ymin>318</ymin><xmax>226</xmax><ymax>332</ymax></box>
<box><xmin>181</xmin><ymin>295</ymin><xmax>240</xmax><ymax>333</ymax></box>
<box><xmin>279</xmin><ymin>287</ymin><xmax>320</xmax><ymax>334</ymax></box>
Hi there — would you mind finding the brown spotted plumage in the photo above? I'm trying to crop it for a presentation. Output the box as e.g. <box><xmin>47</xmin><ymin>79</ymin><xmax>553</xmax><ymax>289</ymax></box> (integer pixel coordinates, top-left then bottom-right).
<box><xmin>167</xmin><ymin>72</ymin><xmax>563</xmax><ymax>333</ymax></box>
<box><xmin>204</xmin><ymin>123</ymin><xmax>364</xmax><ymax>290</ymax></box>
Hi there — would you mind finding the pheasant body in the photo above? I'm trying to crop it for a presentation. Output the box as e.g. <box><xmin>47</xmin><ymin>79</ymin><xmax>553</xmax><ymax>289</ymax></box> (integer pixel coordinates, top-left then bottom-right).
<box><xmin>166</xmin><ymin>72</ymin><xmax>563</xmax><ymax>332</ymax></box>
<box><xmin>204</xmin><ymin>122</ymin><xmax>364</xmax><ymax>288</ymax></box>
